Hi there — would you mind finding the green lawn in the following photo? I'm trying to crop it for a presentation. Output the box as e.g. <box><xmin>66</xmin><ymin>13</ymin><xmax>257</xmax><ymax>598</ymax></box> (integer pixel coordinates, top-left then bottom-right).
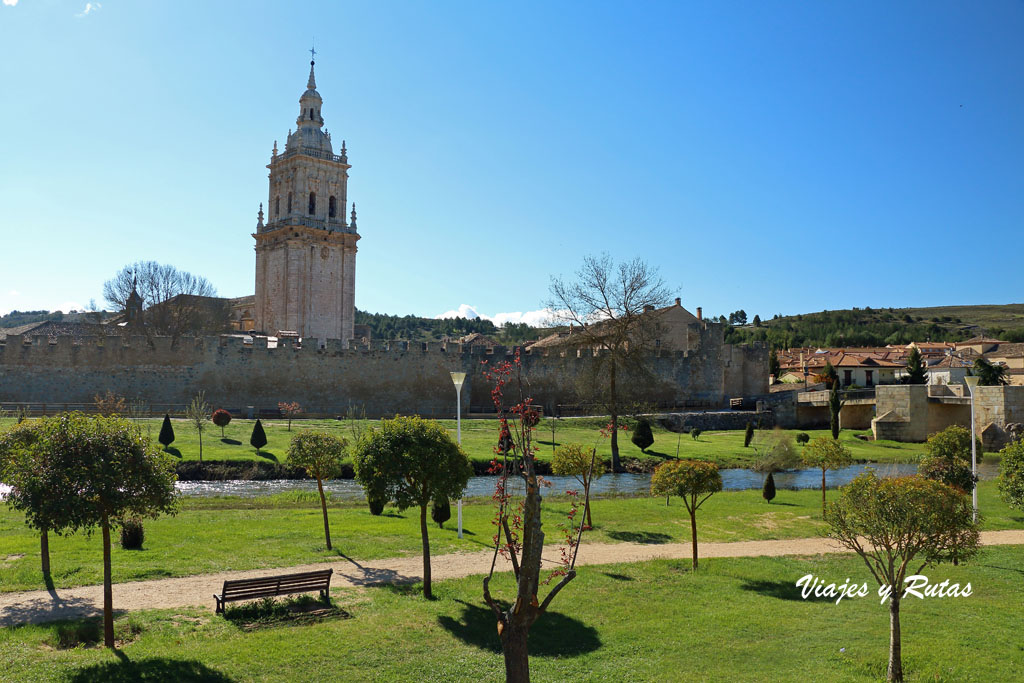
<box><xmin>2</xmin><ymin>546</ymin><xmax>1022</xmax><ymax>681</ymax></box>
<box><xmin>3</xmin><ymin>481</ymin><xmax>1019</xmax><ymax>593</ymax></box>
<box><xmin>0</xmin><ymin>416</ymin><xmax>936</xmax><ymax>469</ymax></box>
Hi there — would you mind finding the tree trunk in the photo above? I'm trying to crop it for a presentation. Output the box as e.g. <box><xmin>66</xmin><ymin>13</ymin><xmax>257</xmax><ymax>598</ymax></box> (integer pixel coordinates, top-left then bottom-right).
<box><xmin>689</xmin><ymin>509</ymin><xmax>698</xmax><ymax>570</ymax></box>
<box><xmin>198</xmin><ymin>431</ymin><xmax>203</xmax><ymax>463</ymax></box>
<box><xmin>420</xmin><ymin>504</ymin><xmax>432</xmax><ymax>599</ymax></box>
<box><xmin>317</xmin><ymin>477</ymin><xmax>332</xmax><ymax>550</ymax></box>
<box><xmin>102</xmin><ymin>517</ymin><xmax>115</xmax><ymax>648</ymax></box>
<box><xmin>821</xmin><ymin>468</ymin><xmax>827</xmax><ymax>516</ymax></box>
<box><xmin>609</xmin><ymin>361</ymin><xmax>621</xmax><ymax>472</ymax></box>
<box><xmin>887</xmin><ymin>595</ymin><xmax>903</xmax><ymax>682</ymax></box>
<box><xmin>40</xmin><ymin>528</ymin><xmax>50</xmax><ymax>576</ymax></box>
<box><xmin>584</xmin><ymin>497</ymin><xmax>593</xmax><ymax>529</ymax></box>
<box><xmin>501</xmin><ymin>622</ymin><xmax>531</xmax><ymax>683</ymax></box>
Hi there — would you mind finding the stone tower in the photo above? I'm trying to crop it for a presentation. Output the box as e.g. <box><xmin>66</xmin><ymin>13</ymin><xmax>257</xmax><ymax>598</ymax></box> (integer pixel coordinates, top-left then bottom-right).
<box><xmin>253</xmin><ymin>58</ymin><xmax>359</xmax><ymax>345</ymax></box>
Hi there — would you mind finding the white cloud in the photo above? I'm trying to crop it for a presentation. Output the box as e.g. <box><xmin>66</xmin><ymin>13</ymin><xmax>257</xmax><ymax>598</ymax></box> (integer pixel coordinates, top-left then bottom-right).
<box><xmin>435</xmin><ymin>304</ymin><xmax>554</xmax><ymax>327</ymax></box>
<box><xmin>3</xmin><ymin>0</ymin><xmax>19</xmax><ymax>7</ymax></box>
<box><xmin>7</xmin><ymin>289</ymin><xmax>20</xmax><ymax>297</ymax></box>
<box><xmin>76</xmin><ymin>2</ymin><xmax>101</xmax><ymax>17</ymax></box>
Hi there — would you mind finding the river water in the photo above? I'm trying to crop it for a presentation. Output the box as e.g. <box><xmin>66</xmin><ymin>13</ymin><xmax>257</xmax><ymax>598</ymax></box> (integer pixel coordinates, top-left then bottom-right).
<box><xmin>172</xmin><ymin>461</ymin><xmax>1001</xmax><ymax>500</ymax></box>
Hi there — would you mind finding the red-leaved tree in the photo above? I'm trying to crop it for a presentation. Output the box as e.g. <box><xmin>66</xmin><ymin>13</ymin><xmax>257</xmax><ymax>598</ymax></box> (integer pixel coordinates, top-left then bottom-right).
<box><xmin>482</xmin><ymin>350</ymin><xmax>592</xmax><ymax>682</ymax></box>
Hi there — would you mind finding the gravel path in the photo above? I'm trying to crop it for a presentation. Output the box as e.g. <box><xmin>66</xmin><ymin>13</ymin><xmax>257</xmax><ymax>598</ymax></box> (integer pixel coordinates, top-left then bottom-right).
<box><xmin>3</xmin><ymin>529</ymin><xmax>1022</xmax><ymax>627</ymax></box>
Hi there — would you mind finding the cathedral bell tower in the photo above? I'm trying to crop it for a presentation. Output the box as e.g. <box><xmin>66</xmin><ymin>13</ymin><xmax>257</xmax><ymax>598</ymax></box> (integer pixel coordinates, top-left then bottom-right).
<box><xmin>253</xmin><ymin>56</ymin><xmax>359</xmax><ymax>345</ymax></box>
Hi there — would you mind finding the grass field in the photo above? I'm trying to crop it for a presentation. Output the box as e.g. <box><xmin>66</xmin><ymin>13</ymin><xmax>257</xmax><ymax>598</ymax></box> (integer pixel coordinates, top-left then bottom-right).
<box><xmin>2</xmin><ymin>481</ymin><xmax>1019</xmax><ymax>593</ymax></box>
<box><xmin>0</xmin><ymin>416</ymin><xmax>935</xmax><ymax>469</ymax></box>
<box><xmin>2</xmin><ymin>546</ymin><xmax>1022</xmax><ymax>682</ymax></box>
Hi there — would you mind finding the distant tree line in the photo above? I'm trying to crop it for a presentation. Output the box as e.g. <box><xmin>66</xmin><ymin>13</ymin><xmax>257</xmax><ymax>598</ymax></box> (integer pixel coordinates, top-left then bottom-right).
<box><xmin>721</xmin><ymin>308</ymin><xmax>1002</xmax><ymax>349</ymax></box>
<box><xmin>354</xmin><ymin>309</ymin><xmax>542</xmax><ymax>344</ymax></box>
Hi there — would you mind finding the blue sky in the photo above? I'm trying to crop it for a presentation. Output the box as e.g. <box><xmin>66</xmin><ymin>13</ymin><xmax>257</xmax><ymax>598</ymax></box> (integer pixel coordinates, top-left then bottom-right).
<box><xmin>1</xmin><ymin>1</ymin><xmax>1022</xmax><ymax>324</ymax></box>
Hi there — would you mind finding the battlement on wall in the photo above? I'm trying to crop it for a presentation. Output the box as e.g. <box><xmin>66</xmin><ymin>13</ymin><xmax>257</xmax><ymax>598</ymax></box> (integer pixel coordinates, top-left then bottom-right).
<box><xmin>0</xmin><ymin>334</ymin><xmax>706</xmax><ymax>364</ymax></box>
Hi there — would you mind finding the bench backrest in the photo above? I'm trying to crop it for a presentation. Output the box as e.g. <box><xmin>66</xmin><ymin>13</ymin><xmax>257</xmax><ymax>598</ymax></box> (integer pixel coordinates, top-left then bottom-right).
<box><xmin>221</xmin><ymin>569</ymin><xmax>332</xmax><ymax>601</ymax></box>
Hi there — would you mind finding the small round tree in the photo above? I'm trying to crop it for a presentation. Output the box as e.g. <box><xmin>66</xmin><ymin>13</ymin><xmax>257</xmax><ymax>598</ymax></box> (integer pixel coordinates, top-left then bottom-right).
<box><xmin>998</xmin><ymin>438</ymin><xmax>1024</xmax><ymax>510</ymax></box>
<box><xmin>919</xmin><ymin>425</ymin><xmax>980</xmax><ymax>494</ymax></box>
<box><xmin>158</xmin><ymin>413</ymin><xmax>175</xmax><ymax>449</ymax></box>
<box><xmin>0</xmin><ymin>421</ymin><xmax>60</xmax><ymax>576</ymax></box>
<box><xmin>287</xmin><ymin>430</ymin><xmax>347</xmax><ymax>550</ymax></box>
<box><xmin>690</xmin><ymin>428</ymin><xmax>702</xmax><ymax>441</ymax></box>
<box><xmin>353</xmin><ymin>416</ymin><xmax>472</xmax><ymax>598</ymax></box>
<box><xmin>551</xmin><ymin>443</ymin><xmax>604</xmax><ymax>528</ymax></box>
<box><xmin>762</xmin><ymin>471</ymin><xmax>776</xmax><ymax>503</ymax></box>
<box><xmin>650</xmin><ymin>460</ymin><xmax>722</xmax><ymax>569</ymax></box>
<box><xmin>431</xmin><ymin>497</ymin><xmax>451</xmax><ymax>528</ymax></box>
<box><xmin>800</xmin><ymin>437</ymin><xmax>853</xmax><ymax>515</ymax></box>
<box><xmin>744</xmin><ymin>422</ymin><xmax>754</xmax><ymax>448</ymax></box>
<box><xmin>212</xmin><ymin>409</ymin><xmax>232</xmax><ymax>438</ymax></box>
<box><xmin>825</xmin><ymin>473</ymin><xmax>980</xmax><ymax>682</ymax></box>
<box><xmin>630</xmin><ymin>420</ymin><xmax>654</xmax><ymax>453</ymax></box>
<box><xmin>250</xmin><ymin>418</ymin><xmax>268</xmax><ymax>455</ymax></box>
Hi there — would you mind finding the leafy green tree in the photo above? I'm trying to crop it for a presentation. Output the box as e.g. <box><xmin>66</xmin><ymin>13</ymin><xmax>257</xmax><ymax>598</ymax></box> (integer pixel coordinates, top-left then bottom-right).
<box><xmin>551</xmin><ymin>443</ymin><xmax>603</xmax><ymax>528</ymax></box>
<box><xmin>650</xmin><ymin>460</ymin><xmax>722</xmax><ymax>569</ymax></box>
<box><xmin>974</xmin><ymin>358</ymin><xmax>1009</xmax><ymax>386</ymax></box>
<box><xmin>800</xmin><ymin>437</ymin><xmax>853</xmax><ymax>515</ymax></box>
<box><xmin>752</xmin><ymin>428</ymin><xmax>801</xmax><ymax>476</ymax></box>
<box><xmin>769</xmin><ymin>347</ymin><xmax>780</xmax><ymax>380</ymax></box>
<box><xmin>919</xmin><ymin>426</ymin><xmax>980</xmax><ymax>494</ymax></box>
<box><xmin>353</xmin><ymin>416</ymin><xmax>472</xmax><ymax>598</ymax></box>
<box><xmin>690</xmin><ymin>428</ymin><xmax>702</xmax><ymax>441</ymax></box>
<box><xmin>901</xmin><ymin>345</ymin><xmax>927</xmax><ymax>384</ymax></box>
<box><xmin>825</xmin><ymin>473</ymin><xmax>980</xmax><ymax>682</ymax></box>
<box><xmin>185</xmin><ymin>392</ymin><xmax>210</xmax><ymax>462</ymax></box>
<box><xmin>250</xmin><ymin>418</ymin><xmax>268</xmax><ymax>454</ymax></box>
<box><xmin>762</xmin><ymin>472</ymin><xmax>776</xmax><ymax>503</ymax></box>
<box><xmin>816</xmin><ymin>360</ymin><xmax>839</xmax><ymax>389</ymax></box>
<box><xmin>287</xmin><ymin>431</ymin><xmax>347</xmax><ymax>550</ymax></box>
<box><xmin>630</xmin><ymin>419</ymin><xmax>654</xmax><ymax>453</ymax></box>
<box><xmin>998</xmin><ymin>439</ymin><xmax>1024</xmax><ymax>510</ymax></box>
<box><xmin>744</xmin><ymin>422</ymin><xmax>754</xmax><ymax>448</ymax></box>
<box><xmin>158</xmin><ymin>413</ymin><xmax>175</xmax><ymax>449</ymax></box>
<box><xmin>0</xmin><ymin>421</ymin><xmax>60</xmax><ymax>577</ymax></box>
<box><xmin>753</xmin><ymin>314</ymin><xmax>761</xmax><ymax>327</ymax></box>
<box><xmin>3</xmin><ymin>414</ymin><xmax>177</xmax><ymax>648</ymax></box>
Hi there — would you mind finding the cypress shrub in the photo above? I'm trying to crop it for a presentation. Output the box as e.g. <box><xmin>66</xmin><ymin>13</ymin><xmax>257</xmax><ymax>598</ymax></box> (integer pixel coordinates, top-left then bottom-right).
<box><xmin>631</xmin><ymin>419</ymin><xmax>654</xmax><ymax>452</ymax></box>
<box><xmin>762</xmin><ymin>472</ymin><xmax>776</xmax><ymax>503</ymax></box>
<box><xmin>158</xmin><ymin>413</ymin><xmax>175</xmax><ymax>448</ymax></box>
<box><xmin>744</xmin><ymin>422</ymin><xmax>754</xmax><ymax>448</ymax></box>
<box><xmin>120</xmin><ymin>518</ymin><xmax>145</xmax><ymax>550</ymax></box>
<box><xmin>431</xmin><ymin>497</ymin><xmax>451</xmax><ymax>528</ymax></box>
<box><xmin>250</xmin><ymin>419</ymin><xmax>268</xmax><ymax>453</ymax></box>
<box><xmin>367</xmin><ymin>493</ymin><xmax>386</xmax><ymax>516</ymax></box>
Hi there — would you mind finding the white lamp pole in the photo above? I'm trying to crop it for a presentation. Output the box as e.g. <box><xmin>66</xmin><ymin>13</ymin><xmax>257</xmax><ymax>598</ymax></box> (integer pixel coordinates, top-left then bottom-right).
<box><xmin>964</xmin><ymin>376</ymin><xmax>980</xmax><ymax>522</ymax></box>
<box><xmin>450</xmin><ymin>371</ymin><xmax>467</xmax><ymax>539</ymax></box>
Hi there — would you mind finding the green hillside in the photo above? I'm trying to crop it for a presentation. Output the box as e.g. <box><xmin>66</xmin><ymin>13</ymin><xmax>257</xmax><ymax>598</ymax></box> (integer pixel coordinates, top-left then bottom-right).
<box><xmin>725</xmin><ymin>303</ymin><xmax>1024</xmax><ymax>349</ymax></box>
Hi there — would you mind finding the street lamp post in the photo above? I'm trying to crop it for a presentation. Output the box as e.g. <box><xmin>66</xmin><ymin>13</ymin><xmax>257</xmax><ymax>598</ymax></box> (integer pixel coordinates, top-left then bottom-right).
<box><xmin>450</xmin><ymin>371</ymin><xmax>467</xmax><ymax>539</ymax></box>
<box><xmin>964</xmin><ymin>376</ymin><xmax>980</xmax><ymax>522</ymax></box>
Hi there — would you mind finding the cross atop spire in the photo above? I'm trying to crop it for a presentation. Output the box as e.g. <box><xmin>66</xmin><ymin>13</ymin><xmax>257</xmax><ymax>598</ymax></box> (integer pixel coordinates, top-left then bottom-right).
<box><xmin>309</xmin><ymin>44</ymin><xmax>317</xmax><ymax>63</ymax></box>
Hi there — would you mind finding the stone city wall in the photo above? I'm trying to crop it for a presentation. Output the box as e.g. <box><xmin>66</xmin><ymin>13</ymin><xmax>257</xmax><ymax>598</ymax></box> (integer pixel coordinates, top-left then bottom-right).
<box><xmin>0</xmin><ymin>327</ymin><xmax>768</xmax><ymax>418</ymax></box>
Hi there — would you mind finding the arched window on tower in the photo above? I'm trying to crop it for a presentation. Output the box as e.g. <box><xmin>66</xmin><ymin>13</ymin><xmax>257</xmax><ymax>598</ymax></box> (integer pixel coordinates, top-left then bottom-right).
<box><xmin>329</xmin><ymin>196</ymin><xmax>337</xmax><ymax>218</ymax></box>
<box><xmin>308</xmin><ymin>192</ymin><xmax>316</xmax><ymax>215</ymax></box>
<box><xmin>274</xmin><ymin>196</ymin><xmax>280</xmax><ymax>217</ymax></box>
<box><xmin>287</xmin><ymin>192</ymin><xmax>292</xmax><ymax>214</ymax></box>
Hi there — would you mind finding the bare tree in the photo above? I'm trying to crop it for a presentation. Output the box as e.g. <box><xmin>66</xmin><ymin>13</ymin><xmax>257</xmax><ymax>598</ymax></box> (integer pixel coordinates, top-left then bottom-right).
<box><xmin>103</xmin><ymin>261</ymin><xmax>225</xmax><ymax>340</ymax></box>
<box><xmin>546</xmin><ymin>254</ymin><xmax>672</xmax><ymax>472</ymax></box>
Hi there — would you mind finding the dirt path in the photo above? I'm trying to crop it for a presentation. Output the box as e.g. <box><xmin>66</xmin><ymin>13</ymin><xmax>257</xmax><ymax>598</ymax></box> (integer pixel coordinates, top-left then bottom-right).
<box><xmin>3</xmin><ymin>530</ymin><xmax>1023</xmax><ymax>627</ymax></box>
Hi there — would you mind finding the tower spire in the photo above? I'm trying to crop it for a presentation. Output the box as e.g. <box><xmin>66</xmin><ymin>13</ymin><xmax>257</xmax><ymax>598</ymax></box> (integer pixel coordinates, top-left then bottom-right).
<box><xmin>307</xmin><ymin>60</ymin><xmax>317</xmax><ymax>90</ymax></box>
<box><xmin>349</xmin><ymin>203</ymin><xmax>357</xmax><ymax>229</ymax></box>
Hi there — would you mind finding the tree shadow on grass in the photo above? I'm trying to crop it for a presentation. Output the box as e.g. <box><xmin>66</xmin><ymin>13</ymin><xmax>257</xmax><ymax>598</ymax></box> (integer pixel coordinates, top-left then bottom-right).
<box><xmin>602</xmin><ymin>572</ymin><xmax>634</xmax><ymax>581</ymax></box>
<box><xmin>220</xmin><ymin>438</ymin><xmax>242</xmax><ymax>445</ymax></box>
<box><xmin>68</xmin><ymin>656</ymin><xmax>234</xmax><ymax>682</ymax></box>
<box><xmin>255</xmin><ymin>451</ymin><xmax>278</xmax><ymax>462</ymax></box>
<box><xmin>438</xmin><ymin>599</ymin><xmax>601</xmax><ymax>656</ymax></box>
<box><xmin>764</xmin><ymin>502</ymin><xmax>800</xmax><ymax>507</ymax></box>
<box><xmin>606</xmin><ymin>530</ymin><xmax>673</xmax><ymax>544</ymax></box>
<box><xmin>641</xmin><ymin>450</ymin><xmax>676</xmax><ymax>460</ymax></box>
<box><xmin>164</xmin><ymin>447</ymin><xmax>182</xmax><ymax>458</ymax></box>
<box><xmin>739</xmin><ymin>579</ymin><xmax>822</xmax><ymax>602</ymax></box>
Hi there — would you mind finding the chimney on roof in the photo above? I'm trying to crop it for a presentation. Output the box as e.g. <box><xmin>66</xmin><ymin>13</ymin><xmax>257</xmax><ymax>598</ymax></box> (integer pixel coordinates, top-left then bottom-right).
<box><xmin>697</xmin><ymin>307</ymin><xmax>702</xmax><ymax>321</ymax></box>
<box><xmin>675</xmin><ymin>297</ymin><xmax>681</xmax><ymax>306</ymax></box>
<box><xmin>644</xmin><ymin>305</ymin><xmax>655</xmax><ymax>313</ymax></box>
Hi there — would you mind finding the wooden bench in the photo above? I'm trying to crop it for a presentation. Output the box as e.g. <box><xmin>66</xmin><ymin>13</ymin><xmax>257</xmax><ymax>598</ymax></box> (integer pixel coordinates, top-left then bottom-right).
<box><xmin>213</xmin><ymin>569</ymin><xmax>333</xmax><ymax>615</ymax></box>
